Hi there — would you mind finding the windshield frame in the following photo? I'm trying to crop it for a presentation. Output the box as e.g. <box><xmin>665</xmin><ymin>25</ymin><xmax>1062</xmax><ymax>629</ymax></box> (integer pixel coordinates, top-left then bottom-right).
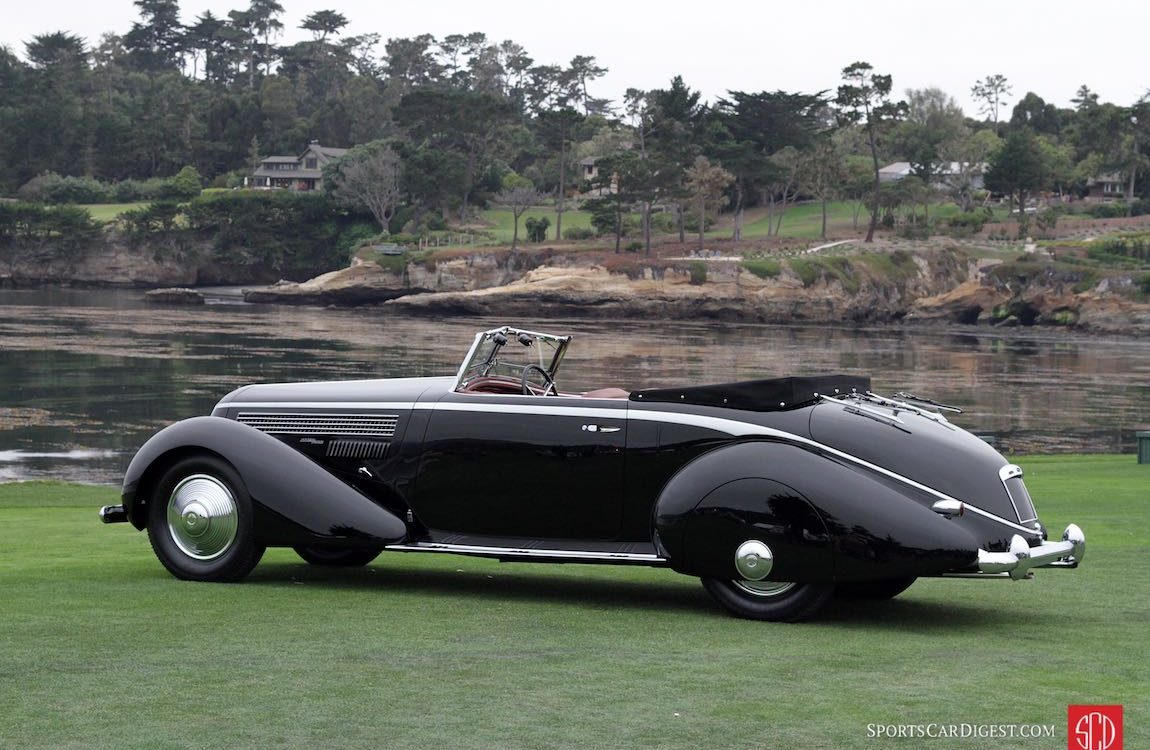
<box><xmin>453</xmin><ymin>326</ymin><xmax>572</xmax><ymax>393</ymax></box>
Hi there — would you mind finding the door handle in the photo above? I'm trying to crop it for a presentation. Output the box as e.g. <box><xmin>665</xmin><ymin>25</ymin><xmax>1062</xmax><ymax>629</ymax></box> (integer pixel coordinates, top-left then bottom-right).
<box><xmin>581</xmin><ymin>424</ymin><xmax>621</xmax><ymax>433</ymax></box>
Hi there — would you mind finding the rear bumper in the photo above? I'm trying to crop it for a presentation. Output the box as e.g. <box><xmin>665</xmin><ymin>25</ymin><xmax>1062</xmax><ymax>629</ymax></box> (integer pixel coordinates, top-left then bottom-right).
<box><xmin>99</xmin><ymin>505</ymin><xmax>128</xmax><ymax>524</ymax></box>
<box><xmin>976</xmin><ymin>523</ymin><xmax>1085</xmax><ymax>580</ymax></box>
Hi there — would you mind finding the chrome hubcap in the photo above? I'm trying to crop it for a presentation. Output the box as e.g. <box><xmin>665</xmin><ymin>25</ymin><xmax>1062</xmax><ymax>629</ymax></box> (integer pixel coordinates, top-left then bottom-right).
<box><xmin>166</xmin><ymin>474</ymin><xmax>238</xmax><ymax>560</ymax></box>
<box><xmin>733</xmin><ymin>580</ymin><xmax>797</xmax><ymax>597</ymax></box>
<box><xmin>734</xmin><ymin>540</ymin><xmax>773</xmax><ymax>580</ymax></box>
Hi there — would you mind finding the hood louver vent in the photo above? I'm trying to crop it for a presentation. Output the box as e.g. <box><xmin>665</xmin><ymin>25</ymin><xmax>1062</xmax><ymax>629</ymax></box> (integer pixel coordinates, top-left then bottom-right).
<box><xmin>326</xmin><ymin>439</ymin><xmax>390</xmax><ymax>460</ymax></box>
<box><xmin>237</xmin><ymin>412</ymin><xmax>398</xmax><ymax>437</ymax></box>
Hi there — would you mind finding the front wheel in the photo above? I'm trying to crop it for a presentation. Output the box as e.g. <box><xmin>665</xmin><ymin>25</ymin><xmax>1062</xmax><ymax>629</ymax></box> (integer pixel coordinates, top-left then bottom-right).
<box><xmin>293</xmin><ymin>546</ymin><xmax>383</xmax><ymax>567</ymax></box>
<box><xmin>701</xmin><ymin>578</ymin><xmax>835</xmax><ymax>622</ymax></box>
<box><xmin>146</xmin><ymin>455</ymin><xmax>265</xmax><ymax>582</ymax></box>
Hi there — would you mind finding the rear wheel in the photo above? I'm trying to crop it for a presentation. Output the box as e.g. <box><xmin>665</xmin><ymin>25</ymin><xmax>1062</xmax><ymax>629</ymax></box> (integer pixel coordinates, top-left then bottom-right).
<box><xmin>701</xmin><ymin>578</ymin><xmax>835</xmax><ymax>622</ymax></box>
<box><xmin>836</xmin><ymin>577</ymin><xmax>917</xmax><ymax>600</ymax></box>
<box><xmin>146</xmin><ymin>455</ymin><xmax>264</xmax><ymax>582</ymax></box>
<box><xmin>293</xmin><ymin>546</ymin><xmax>383</xmax><ymax>567</ymax></box>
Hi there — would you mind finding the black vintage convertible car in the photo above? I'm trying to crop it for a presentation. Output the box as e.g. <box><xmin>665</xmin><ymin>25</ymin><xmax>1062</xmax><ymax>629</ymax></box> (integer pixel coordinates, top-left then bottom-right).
<box><xmin>101</xmin><ymin>326</ymin><xmax>1085</xmax><ymax>621</ymax></box>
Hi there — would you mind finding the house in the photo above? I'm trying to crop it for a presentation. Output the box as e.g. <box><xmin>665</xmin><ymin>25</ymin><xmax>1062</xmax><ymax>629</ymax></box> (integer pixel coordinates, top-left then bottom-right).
<box><xmin>1085</xmin><ymin>173</ymin><xmax>1126</xmax><ymax>202</ymax></box>
<box><xmin>580</xmin><ymin>157</ymin><xmax>599</xmax><ymax>183</ymax></box>
<box><xmin>878</xmin><ymin>161</ymin><xmax>986</xmax><ymax>190</ymax></box>
<box><xmin>247</xmin><ymin>141</ymin><xmax>349</xmax><ymax>191</ymax></box>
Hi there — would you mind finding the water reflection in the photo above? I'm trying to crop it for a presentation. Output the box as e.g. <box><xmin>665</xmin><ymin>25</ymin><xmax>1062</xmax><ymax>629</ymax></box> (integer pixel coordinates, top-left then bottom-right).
<box><xmin>2</xmin><ymin>288</ymin><xmax>1148</xmax><ymax>484</ymax></box>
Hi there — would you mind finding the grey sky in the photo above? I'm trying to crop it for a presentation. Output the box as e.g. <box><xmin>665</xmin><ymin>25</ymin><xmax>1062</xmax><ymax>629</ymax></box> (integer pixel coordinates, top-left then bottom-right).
<box><xmin>6</xmin><ymin>0</ymin><xmax>1148</xmax><ymax>117</ymax></box>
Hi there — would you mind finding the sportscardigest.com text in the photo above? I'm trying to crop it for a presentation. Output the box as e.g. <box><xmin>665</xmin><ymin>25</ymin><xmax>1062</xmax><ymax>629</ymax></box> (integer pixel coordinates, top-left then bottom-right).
<box><xmin>867</xmin><ymin>723</ymin><xmax>1057</xmax><ymax>740</ymax></box>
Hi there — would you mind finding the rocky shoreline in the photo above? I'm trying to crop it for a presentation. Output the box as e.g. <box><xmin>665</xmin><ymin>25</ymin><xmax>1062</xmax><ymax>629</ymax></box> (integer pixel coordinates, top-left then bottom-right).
<box><xmin>232</xmin><ymin>249</ymin><xmax>1150</xmax><ymax>335</ymax></box>
<box><xmin>5</xmin><ymin>234</ymin><xmax>1148</xmax><ymax>335</ymax></box>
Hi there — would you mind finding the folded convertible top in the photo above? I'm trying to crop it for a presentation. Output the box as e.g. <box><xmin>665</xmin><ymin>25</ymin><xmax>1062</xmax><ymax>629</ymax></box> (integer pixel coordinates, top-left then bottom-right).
<box><xmin>630</xmin><ymin>374</ymin><xmax>871</xmax><ymax>412</ymax></box>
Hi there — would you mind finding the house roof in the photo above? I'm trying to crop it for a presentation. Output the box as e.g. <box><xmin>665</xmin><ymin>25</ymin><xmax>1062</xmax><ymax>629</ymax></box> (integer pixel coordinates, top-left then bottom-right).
<box><xmin>1087</xmin><ymin>173</ymin><xmax>1122</xmax><ymax>185</ymax></box>
<box><xmin>299</xmin><ymin>143</ymin><xmax>348</xmax><ymax>161</ymax></box>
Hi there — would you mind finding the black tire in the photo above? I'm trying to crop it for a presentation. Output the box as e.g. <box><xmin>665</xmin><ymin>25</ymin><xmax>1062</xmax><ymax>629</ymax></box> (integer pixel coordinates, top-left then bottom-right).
<box><xmin>146</xmin><ymin>455</ymin><xmax>265</xmax><ymax>582</ymax></box>
<box><xmin>836</xmin><ymin>577</ymin><xmax>917</xmax><ymax>600</ymax></box>
<box><xmin>293</xmin><ymin>546</ymin><xmax>383</xmax><ymax>567</ymax></box>
<box><xmin>701</xmin><ymin>578</ymin><xmax>835</xmax><ymax>622</ymax></box>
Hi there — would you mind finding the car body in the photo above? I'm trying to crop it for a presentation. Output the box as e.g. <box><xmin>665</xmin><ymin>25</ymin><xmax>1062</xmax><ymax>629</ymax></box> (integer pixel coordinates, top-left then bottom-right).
<box><xmin>101</xmin><ymin>326</ymin><xmax>1086</xmax><ymax>621</ymax></box>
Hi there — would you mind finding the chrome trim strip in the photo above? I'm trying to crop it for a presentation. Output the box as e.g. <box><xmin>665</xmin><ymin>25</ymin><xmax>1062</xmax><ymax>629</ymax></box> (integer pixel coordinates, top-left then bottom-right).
<box><xmin>237</xmin><ymin>412</ymin><xmax>398</xmax><ymax>437</ymax></box>
<box><xmin>384</xmin><ymin>542</ymin><xmax>668</xmax><ymax>564</ymax></box>
<box><xmin>224</xmin><ymin>399</ymin><xmax>1043</xmax><ymax>537</ymax></box>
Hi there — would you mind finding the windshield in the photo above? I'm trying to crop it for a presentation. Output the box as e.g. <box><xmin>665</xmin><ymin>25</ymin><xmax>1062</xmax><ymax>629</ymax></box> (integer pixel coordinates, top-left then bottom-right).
<box><xmin>455</xmin><ymin>327</ymin><xmax>571</xmax><ymax>392</ymax></box>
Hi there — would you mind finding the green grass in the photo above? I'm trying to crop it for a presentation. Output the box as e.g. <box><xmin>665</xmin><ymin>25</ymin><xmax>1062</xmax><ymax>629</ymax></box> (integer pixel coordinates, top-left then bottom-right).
<box><xmin>79</xmin><ymin>202</ymin><xmax>148</xmax><ymax>222</ymax></box>
<box><xmin>480</xmin><ymin>206</ymin><xmax>594</xmax><ymax>243</ymax></box>
<box><xmin>1</xmin><ymin>456</ymin><xmax>1146</xmax><ymax>749</ymax></box>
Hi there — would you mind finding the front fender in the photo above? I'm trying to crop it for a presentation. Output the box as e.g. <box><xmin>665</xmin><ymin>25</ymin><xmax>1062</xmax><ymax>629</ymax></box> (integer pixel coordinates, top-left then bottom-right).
<box><xmin>121</xmin><ymin>416</ymin><xmax>407</xmax><ymax>546</ymax></box>
<box><xmin>654</xmin><ymin>441</ymin><xmax>980</xmax><ymax>582</ymax></box>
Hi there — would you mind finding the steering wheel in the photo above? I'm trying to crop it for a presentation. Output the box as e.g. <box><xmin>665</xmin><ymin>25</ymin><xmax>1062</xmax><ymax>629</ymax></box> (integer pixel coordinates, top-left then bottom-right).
<box><xmin>521</xmin><ymin>364</ymin><xmax>558</xmax><ymax>396</ymax></box>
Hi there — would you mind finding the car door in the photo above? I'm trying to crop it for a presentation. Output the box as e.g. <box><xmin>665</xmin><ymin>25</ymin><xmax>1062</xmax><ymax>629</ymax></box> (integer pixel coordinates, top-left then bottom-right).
<box><xmin>411</xmin><ymin>391</ymin><xmax>627</xmax><ymax>540</ymax></box>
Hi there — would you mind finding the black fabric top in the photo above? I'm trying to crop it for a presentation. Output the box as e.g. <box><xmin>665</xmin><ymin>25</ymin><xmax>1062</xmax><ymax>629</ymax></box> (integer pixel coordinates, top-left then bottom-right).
<box><xmin>629</xmin><ymin>374</ymin><xmax>871</xmax><ymax>412</ymax></box>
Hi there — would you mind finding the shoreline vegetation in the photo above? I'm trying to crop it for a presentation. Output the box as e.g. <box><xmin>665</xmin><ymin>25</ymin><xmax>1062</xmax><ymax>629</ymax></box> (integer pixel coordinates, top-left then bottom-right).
<box><xmin>2</xmin><ymin>455</ymin><xmax>1146</xmax><ymax>749</ymax></box>
<box><xmin>2</xmin><ymin>197</ymin><xmax>1149</xmax><ymax>334</ymax></box>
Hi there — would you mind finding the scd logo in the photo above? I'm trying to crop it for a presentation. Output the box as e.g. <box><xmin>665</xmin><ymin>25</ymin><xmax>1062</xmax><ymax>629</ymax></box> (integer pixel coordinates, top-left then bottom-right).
<box><xmin>1068</xmin><ymin>705</ymin><xmax>1123</xmax><ymax>750</ymax></box>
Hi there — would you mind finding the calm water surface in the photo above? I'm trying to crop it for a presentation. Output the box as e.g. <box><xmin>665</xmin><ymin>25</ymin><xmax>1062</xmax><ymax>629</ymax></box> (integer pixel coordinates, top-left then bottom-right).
<box><xmin>2</xmin><ymin>288</ymin><xmax>1149</xmax><ymax>484</ymax></box>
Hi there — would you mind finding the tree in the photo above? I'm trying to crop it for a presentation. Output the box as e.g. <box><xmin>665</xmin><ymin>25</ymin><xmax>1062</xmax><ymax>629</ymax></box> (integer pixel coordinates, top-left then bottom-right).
<box><xmin>647</xmin><ymin>76</ymin><xmax>709</xmax><ymax>242</ymax></box>
<box><xmin>835</xmin><ymin>61</ymin><xmax>905</xmax><ymax>242</ymax></box>
<box><xmin>124</xmin><ymin>0</ymin><xmax>184</xmax><ymax>73</ymax></box>
<box><xmin>582</xmin><ymin>151</ymin><xmax>640</xmax><ymax>253</ymax></box>
<box><xmin>1009</xmin><ymin>92</ymin><xmax>1062</xmax><ymax>136</ymax></box>
<box><xmin>25</xmin><ymin>32</ymin><xmax>88</xmax><ymax>71</ymax></box>
<box><xmin>939</xmin><ymin>128</ymin><xmax>1000</xmax><ymax>211</ymax></box>
<box><xmin>325</xmin><ymin>142</ymin><xmax>402</xmax><ymax>233</ymax></box>
<box><xmin>984</xmin><ymin>128</ymin><xmax>1048</xmax><ymax>216</ymax></box>
<box><xmin>894</xmin><ymin>87</ymin><xmax>965</xmax><ymax>185</ymax></box>
<box><xmin>564</xmin><ymin>55</ymin><xmax>609</xmax><ymax>115</ymax></box>
<box><xmin>300</xmin><ymin>10</ymin><xmax>348</xmax><ymax>42</ymax></box>
<box><xmin>684</xmin><ymin>156</ymin><xmax>734</xmax><ymax>250</ymax></box>
<box><xmin>534</xmin><ymin>107</ymin><xmax>583</xmax><ymax>240</ymax></box>
<box><xmin>971</xmin><ymin>74</ymin><xmax>1012</xmax><ymax>129</ymax></box>
<box><xmin>394</xmin><ymin>89</ymin><xmax>515</xmax><ymax>223</ymax></box>
<box><xmin>495</xmin><ymin>174</ymin><xmax>543</xmax><ymax>249</ymax></box>
<box><xmin>764</xmin><ymin>146</ymin><xmax>803</xmax><ymax>235</ymax></box>
<box><xmin>714</xmin><ymin>89</ymin><xmax>826</xmax><ymax>240</ymax></box>
<box><xmin>798</xmin><ymin>132</ymin><xmax>846</xmax><ymax>239</ymax></box>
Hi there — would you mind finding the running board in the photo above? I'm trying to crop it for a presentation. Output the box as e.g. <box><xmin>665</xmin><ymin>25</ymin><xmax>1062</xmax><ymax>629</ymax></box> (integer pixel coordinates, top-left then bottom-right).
<box><xmin>385</xmin><ymin>541</ymin><xmax>668</xmax><ymax>566</ymax></box>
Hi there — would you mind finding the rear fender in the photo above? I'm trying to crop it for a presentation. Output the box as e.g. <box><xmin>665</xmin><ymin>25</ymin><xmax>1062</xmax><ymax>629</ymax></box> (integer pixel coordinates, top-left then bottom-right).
<box><xmin>654</xmin><ymin>441</ymin><xmax>979</xmax><ymax>582</ymax></box>
<box><xmin>121</xmin><ymin>416</ymin><xmax>407</xmax><ymax>546</ymax></box>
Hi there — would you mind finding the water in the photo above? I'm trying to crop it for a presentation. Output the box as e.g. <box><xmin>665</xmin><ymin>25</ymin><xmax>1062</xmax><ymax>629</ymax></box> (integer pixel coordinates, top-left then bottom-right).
<box><xmin>2</xmin><ymin>287</ymin><xmax>1149</xmax><ymax>485</ymax></box>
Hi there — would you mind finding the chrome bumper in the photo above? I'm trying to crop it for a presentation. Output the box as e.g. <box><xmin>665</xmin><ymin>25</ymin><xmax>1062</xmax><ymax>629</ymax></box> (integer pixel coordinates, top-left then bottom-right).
<box><xmin>977</xmin><ymin>524</ymin><xmax>1085</xmax><ymax>580</ymax></box>
<box><xmin>99</xmin><ymin>505</ymin><xmax>128</xmax><ymax>524</ymax></box>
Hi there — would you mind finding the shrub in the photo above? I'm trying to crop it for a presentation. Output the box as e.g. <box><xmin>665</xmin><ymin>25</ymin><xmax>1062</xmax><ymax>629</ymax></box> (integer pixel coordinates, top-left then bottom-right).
<box><xmin>1135</xmin><ymin>272</ymin><xmax>1150</xmax><ymax>296</ymax></box>
<box><xmin>1086</xmin><ymin>202</ymin><xmax>1129</xmax><ymax>219</ymax></box>
<box><xmin>563</xmin><ymin>226</ymin><xmax>594</xmax><ymax>240</ymax></box>
<box><xmin>625</xmin><ymin>240</ymin><xmax>643</xmax><ymax>253</ymax></box>
<box><xmin>0</xmin><ymin>202</ymin><xmax>100</xmax><ymax>256</ymax></box>
<box><xmin>120</xmin><ymin>202</ymin><xmax>184</xmax><ymax>235</ymax></box>
<box><xmin>184</xmin><ymin>191</ymin><xmax>353</xmax><ymax>276</ymax></box>
<box><xmin>741</xmin><ymin>258</ymin><xmax>782</xmax><ymax>280</ymax></box>
<box><xmin>525</xmin><ymin>216</ymin><xmax>551</xmax><ymax>243</ymax></box>
<box><xmin>946</xmin><ymin>211</ymin><xmax>987</xmax><ymax>236</ymax></box>
<box><xmin>688</xmin><ymin>261</ymin><xmax>707</xmax><ymax>285</ymax></box>
<box><xmin>17</xmin><ymin>173</ymin><xmax>110</xmax><ymax>204</ymax></box>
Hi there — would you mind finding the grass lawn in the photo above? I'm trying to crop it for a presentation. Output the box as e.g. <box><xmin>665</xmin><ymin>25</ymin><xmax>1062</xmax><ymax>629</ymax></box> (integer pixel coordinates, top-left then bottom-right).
<box><xmin>79</xmin><ymin>203</ymin><xmax>147</xmax><ymax>222</ymax></box>
<box><xmin>1</xmin><ymin>456</ymin><xmax>1145</xmax><ymax>749</ymax></box>
<box><xmin>480</xmin><ymin>206</ymin><xmax>594</xmax><ymax>243</ymax></box>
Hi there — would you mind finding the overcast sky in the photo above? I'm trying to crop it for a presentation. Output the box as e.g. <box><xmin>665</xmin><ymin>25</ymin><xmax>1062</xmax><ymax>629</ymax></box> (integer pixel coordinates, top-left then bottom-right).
<box><xmin>5</xmin><ymin>0</ymin><xmax>1148</xmax><ymax>117</ymax></box>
